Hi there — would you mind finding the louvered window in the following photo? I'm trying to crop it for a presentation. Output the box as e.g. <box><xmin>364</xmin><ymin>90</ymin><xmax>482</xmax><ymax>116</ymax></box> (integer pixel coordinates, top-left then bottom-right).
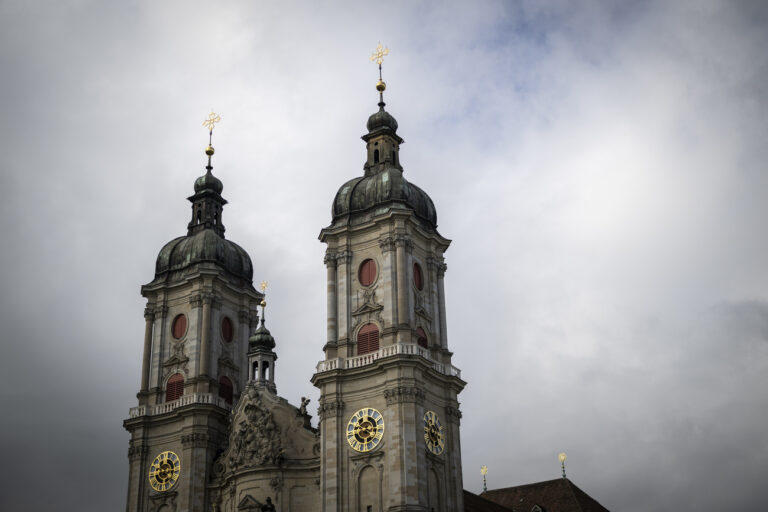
<box><xmin>171</xmin><ymin>314</ymin><xmax>187</xmax><ymax>339</ymax></box>
<box><xmin>359</xmin><ymin>259</ymin><xmax>377</xmax><ymax>286</ymax></box>
<box><xmin>219</xmin><ymin>376</ymin><xmax>233</xmax><ymax>405</ymax></box>
<box><xmin>357</xmin><ymin>323</ymin><xmax>380</xmax><ymax>355</ymax></box>
<box><xmin>166</xmin><ymin>373</ymin><xmax>184</xmax><ymax>402</ymax></box>
<box><xmin>416</xmin><ymin>327</ymin><xmax>428</xmax><ymax>348</ymax></box>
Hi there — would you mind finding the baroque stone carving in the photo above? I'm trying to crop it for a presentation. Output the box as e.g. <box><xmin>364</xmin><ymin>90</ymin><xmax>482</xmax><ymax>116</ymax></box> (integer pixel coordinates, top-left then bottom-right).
<box><xmin>269</xmin><ymin>475</ymin><xmax>283</xmax><ymax>493</ymax></box>
<box><xmin>189</xmin><ymin>294</ymin><xmax>203</xmax><ymax>308</ymax></box>
<box><xmin>162</xmin><ymin>342</ymin><xmax>189</xmax><ymax>381</ymax></box>
<box><xmin>324</xmin><ymin>250</ymin><xmax>337</xmax><ymax>267</ymax></box>
<box><xmin>384</xmin><ymin>387</ymin><xmax>425</xmax><ymax>405</ymax></box>
<box><xmin>127</xmin><ymin>444</ymin><xmax>148</xmax><ymax>461</ymax></box>
<box><xmin>144</xmin><ymin>305</ymin><xmax>156</xmax><ymax>320</ymax></box>
<box><xmin>445</xmin><ymin>406</ymin><xmax>462</xmax><ymax>424</ymax></box>
<box><xmin>181</xmin><ymin>432</ymin><xmax>209</xmax><ymax>447</ymax></box>
<box><xmin>299</xmin><ymin>397</ymin><xmax>310</xmax><ymax>416</ymax></box>
<box><xmin>378</xmin><ymin>236</ymin><xmax>396</xmax><ymax>253</ymax></box>
<box><xmin>149</xmin><ymin>490</ymin><xmax>177</xmax><ymax>512</ymax></box>
<box><xmin>317</xmin><ymin>400</ymin><xmax>344</xmax><ymax>420</ymax></box>
<box><xmin>220</xmin><ymin>387</ymin><xmax>283</xmax><ymax>471</ymax></box>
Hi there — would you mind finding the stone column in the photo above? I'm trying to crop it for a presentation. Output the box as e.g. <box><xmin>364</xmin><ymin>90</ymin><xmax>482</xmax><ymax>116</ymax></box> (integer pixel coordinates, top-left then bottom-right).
<box><xmin>199</xmin><ymin>293</ymin><xmax>213</xmax><ymax>381</ymax></box>
<box><xmin>140</xmin><ymin>305</ymin><xmax>155</xmax><ymax>394</ymax></box>
<box><xmin>325</xmin><ymin>250</ymin><xmax>338</xmax><ymax>347</ymax></box>
<box><xmin>336</xmin><ymin>250</ymin><xmax>352</xmax><ymax>357</ymax></box>
<box><xmin>437</xmin><ymin>263</ymin><xmax>448</xmax><ymax>349</ymax></box>
<box><xmin>427</xmin><ymin>257</ymin><xmax>441</xmax><ymax>347</ymax></box>
<box><xmin>395</xmin><ymin>235</ymin><xmax>409</xmax><ymax>334</ymax></box>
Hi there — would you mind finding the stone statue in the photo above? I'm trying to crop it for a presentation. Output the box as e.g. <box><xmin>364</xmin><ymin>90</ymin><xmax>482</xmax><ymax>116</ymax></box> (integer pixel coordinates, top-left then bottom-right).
<box><xmin>261</xmin><ymin>497</ymin><xmax>275</xmax><ymax>511</ymax></box>
<box><xmin>300</xmin><ymin>396</ymin><xmax>310</xmax><ymax>416</ymax></box>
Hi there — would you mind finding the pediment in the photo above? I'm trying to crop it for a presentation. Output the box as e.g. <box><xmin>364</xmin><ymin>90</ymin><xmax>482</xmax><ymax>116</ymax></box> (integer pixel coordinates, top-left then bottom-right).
<box><xmin>237</xmin><ymin>495</ymin><xmax>261</xmax><ymax>511</ymax></box>
<box><xmin>352</xmin><ymin>301</ymin><xmax>384</xmax><ymax>316</ymax></box>
<box><xmin>162</xmin><ymin>354</ymin><xmax>189</xmax><ymax>367</ymax></box>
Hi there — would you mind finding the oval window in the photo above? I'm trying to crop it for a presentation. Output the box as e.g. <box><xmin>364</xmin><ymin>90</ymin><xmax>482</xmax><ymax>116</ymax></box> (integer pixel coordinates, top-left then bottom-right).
<box><xmin>221</xmin><ymin>316</ymin><xmax>233</xmax><ymax>342</ymax></box>
<box><xmin>413</xmin><ymin>262</ymin><xmax>424</xmax><ymax>291</ymax></box>
<box><xmin>171</xmin><ymin>314</ymin><xmax>187</xmax><ymax>340</ymax></box>
<box><xmin>358</xmin><ymin>259</ymin><xmax>377</xmax><ymax>287</ymax></box>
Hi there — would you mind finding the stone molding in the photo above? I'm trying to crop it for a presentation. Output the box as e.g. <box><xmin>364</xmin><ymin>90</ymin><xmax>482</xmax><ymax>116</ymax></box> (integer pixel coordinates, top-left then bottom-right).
<box><xmin>324</xmin><ymin>250</ymin><xmax>338</xmax><ymax>267</ymax></box>
<box><xmin>317</xmin><ymin>400</ymin><xmax>345</xmax><ymax>420</ymax></box>
<box><xmin>127</xmin><ymin>444</ymin><xmax>148</xmax><ymax>461</ymax></box>
<box><xmin>437</xmin><ymin>262</ymin><xmax>448</xmax><ymax>277</ymax></box>
<box><xmin>144</xmin><ymin>305</ymin><xmax>156</xmax><ymax>320</ymax></box>
<box><xmin>394</xmin><ymin>234</ymin><xmax>413</xmax><ymax>250</ymax></box>
<box><xmin>445</xmin><ymin>406</ymin><xmax>462</xmax><ymax>425</ymax></box>
<box><xmin>378</xmin><ymin>236</ymin><xmax>396</xmax><ymax>253</ymax></box>
<box><xmin>157</xmin><ymin>304</ymin><xmax>169</xmax><ymax>318</ymax></box>
<box><xmin>149</xmin><ymin>490</ymin><xmax>177</xmax><ymax>512</ymax></box>
<box><xmin>335</xmin><ymin>250</ymin><xmax>353</xmax><ymax>265</ymax></box>
<box><xmin>181</xmin><ymin>432</ymin><xmax>209</xmax><ymax>447</ymax></box>
<box><xmin>189</xmin><ymin>294</ymin><xmax>203</xmax><ymax>308</ymax></box>
<box><xmin>384</xmin><ymin>386</ymin><xmax>425</xmax><ymax>405</ymax></box>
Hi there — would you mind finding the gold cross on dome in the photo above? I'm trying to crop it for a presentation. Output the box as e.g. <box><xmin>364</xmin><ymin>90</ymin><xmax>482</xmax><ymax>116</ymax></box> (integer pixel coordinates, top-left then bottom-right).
<box><xmin>260</xmin><ymin>281</ymin><xmax>268</xmax><ymax>293</ymax></box>
<box><xmin>370</xmin><ymin>43</ymin><xmax>389</xmax><ymax>65</ymax></box>
<box><xmin>202</xmin><ymin>111</ymin><xmax>222</xmax><ymax>133</ymax></box>
<box><xmin>481</xmin><ymin>465</ymin><xmax>488</xmax><ymax>476</ymax></box>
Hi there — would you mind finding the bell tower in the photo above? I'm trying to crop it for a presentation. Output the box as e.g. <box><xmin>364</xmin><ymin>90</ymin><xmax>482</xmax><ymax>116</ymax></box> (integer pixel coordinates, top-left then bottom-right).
<box><xmin>312</xmin><ymin>46</ymin><xmax>466</xmax><ymax>512</ymax></box>
<box><xmin>124</xmin><ymin>113</ymin><xmax>263</xmax><ymax>512</ymax></box>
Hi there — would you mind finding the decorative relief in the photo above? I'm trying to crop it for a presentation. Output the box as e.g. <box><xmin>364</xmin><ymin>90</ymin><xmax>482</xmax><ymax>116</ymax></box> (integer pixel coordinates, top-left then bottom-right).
<box><xmin>144</xmin><ymin>305</ymin><xmax>156</xmax><ymax>320</ymax></box>
<box><xmin>437</xmin><ymin>262</ymin><xmax>448</xmax><ymax>277</ymax></box>
<box><xmin>445</xmin><ymin>406</ymin><xmax>462</xmax><ymax>424</ymax></box>
<box><xmin>324</xmin><ymin>250</ymin><xmax>337</xmax><ymax>267</ymax></box>
<box><xmin>426</xmin><ymin>255</ymin><xmax>440</xmax><ymax>273</ymax></box>
<box><xmin>269</xmin><ymin>475</ymin><xmax>284</xmax><ymax>493</ymax></box>
<box><xmin>181</xmin><ymin>432</ymin><xmax>209</xmax><ymax>447</ymax></box>
<box><xmin>378</xmin><ymin>236</ymin><xmax>396</xmax><ymax>253</ymax></box>
<box><xmin>384</xmin><ymin>386</ymin><xmax>425</xmax><ymax>405</ymax></box>
<box><xmin>189</xmin><ymin>295</ymin><xmax>202</xmax><ymax>308</ymax></box>
<box><xmin>217</xmin><ymin>386</ymin><xmax>283</xmax><ymax>473</ymax></box>
<box><xmin>202</xmin><ymin>292</ymin><xmax>215</xmax><ymax>306</ymax></box>
<box><xmin>149</xmin><ymin>490</ymin><xmax>177</xmax><ymax>512</ymax></box>
<box><xmin>162</xmin><ymin>342</ymin><xmax>189</xmax><ymax>382</ymax></box>
<box><xmin>317</xmin><ymin>400</ymin><xmax>345</xmax><ymax>420</ymax></box>
<box><xmin>127</xmin><ymin>444</ymin><xmax>148</xmax><ymax>461</ymax></box>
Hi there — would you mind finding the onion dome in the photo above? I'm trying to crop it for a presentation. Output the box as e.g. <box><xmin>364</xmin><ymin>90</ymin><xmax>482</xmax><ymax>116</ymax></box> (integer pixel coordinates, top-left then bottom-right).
<box><xmin>194</xmin><ymin>170</ymin><xmax>223</xmax><ymax>194</ymax></box>
<box><xmin>366</xmin><ymin>106</ymin><xmax>398</xmax><ymax>134</ymax></box>
<box><xmin>249</xmin><ymin>318</ymin><xmax>276</xmax><ymax>350</ymax></box>
<box><xmin>154</xmin><ymin>230</ymin><xmax>253</xmax><ymax>281</ymax></box>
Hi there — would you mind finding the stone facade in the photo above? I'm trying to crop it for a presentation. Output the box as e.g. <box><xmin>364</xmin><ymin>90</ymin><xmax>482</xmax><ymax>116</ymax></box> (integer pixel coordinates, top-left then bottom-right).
<box><xmin>124</xmin><ymin>95</ymin><xmax>465</xmax><ymax>512</ymax></box>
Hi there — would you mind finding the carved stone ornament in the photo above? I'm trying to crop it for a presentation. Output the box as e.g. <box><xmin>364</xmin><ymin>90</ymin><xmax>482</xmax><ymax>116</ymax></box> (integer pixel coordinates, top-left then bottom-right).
<box><xmin>216</xmin><ymin>385</ymin><xmax>283</xmax><ymax>474</ymax></box>
<box><xmin>378</xmin><ymin>236</ymin><xmax>396</xmax><ymax>253</ymax></box>
<box><xmin>149</xmin><ymin>490</ymin><xmax>177</xmax><ymax>512</ymax></box>
<box><xmin>157</xmin><ymin>304</ymin><xmax>169</xmax><ymax>318</ymax></box>
<box><xmin>384</xmin><ymin>386</ymin><xmax>425</xmax><ymax>405</ymax></box>
<box><xmin>317</xmin><ymin>400</ymin><xmax>344</xmax><ymax>420</ymax></box>
<box><xmin>324</xmin><ymin>250</ymin><xmax>337</xmax><ymax>267</ymax></box>
<box><xmin>144</xmin><ymin>305</ymin><xmax>156</xmax><ymax>320</ymax></box>
<box><xmin>127</xmin><ymin>444</ymin><xmax>148</xmax><ymax>461</ymax></box>
<box><xmin>189</xmin><ymin>294</ymin><xmax>203</xmax><ymax>308</ymax></box>
<box><xmin>445</xmin><ymin>406</ymin><xmax>463</xmax><ymax>424</ymax></box>
<box><xmin>181</xmin><ymin>432</ymin><xmax>209</xmax><ymax>447</ymax></box>
<box><xmin>162</xmin><ymin>342</ymin><xmax>189</xmax><ymax>381</ymax></box>
<box><xmin>335</xmin><ymin>250</ymin><xmax>353</xmax><ymax>265</ymax></box>
<box><xmin>269</xmin><ymin>475</ymin><xmax>284</xmax><ymax>493</ymax></box>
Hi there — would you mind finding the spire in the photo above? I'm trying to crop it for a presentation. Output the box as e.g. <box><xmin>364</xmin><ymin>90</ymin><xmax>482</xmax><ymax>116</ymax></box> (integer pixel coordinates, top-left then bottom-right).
<box><xmin>187</xmin><ymin>111</ymin><xmax>227</xmax><ymax>237</ymax></box>
<box><xmin>363</xmin><ymin>44</ymin><xmax>403</xmax><ymax>175</ymax></box>
<box><xmin>248</xmin><ymin>281</ymin><xmax>278</xmax><ymax>393</ymax></box>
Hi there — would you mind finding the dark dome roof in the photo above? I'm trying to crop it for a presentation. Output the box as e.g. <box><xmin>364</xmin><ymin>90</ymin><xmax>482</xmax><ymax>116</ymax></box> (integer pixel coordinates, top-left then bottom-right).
<box><xmin>367</xmin><ymin>107</ymin><xmax>398</xmax><ymax>133</ymax></box>
<box><xmin>194</xmin><ymin>171</ymin><xmax>223</xmax><ymax>194</ymax></box>
<box><xmin>154</xmin><ymin>229</ymin><xmax>252</xmax><ymax>281</ymax></box>
<box><xmin>332</xmin><ymin>168</ymin><xmax>437</xmax><ymax>227</ymax></box>
<box><xmin>249</xmin><ymin>320</ymin><xmax>275</xmax><ymax>350</ymax></box>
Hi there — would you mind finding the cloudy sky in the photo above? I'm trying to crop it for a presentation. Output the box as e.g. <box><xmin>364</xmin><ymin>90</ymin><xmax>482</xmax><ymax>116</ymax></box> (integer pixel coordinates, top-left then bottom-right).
<box><xmin>1</xmin><ymin>1</ymin><xmax>767</xmax><ymax>510</ymax></box>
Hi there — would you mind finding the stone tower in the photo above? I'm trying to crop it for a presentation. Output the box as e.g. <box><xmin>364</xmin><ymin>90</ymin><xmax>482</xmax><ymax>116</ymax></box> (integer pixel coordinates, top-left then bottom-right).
<box><xmin>123</xmin><ymin>140</ymin><xmax>263</xmax><ymax>512</ymax></box>
<box><xmin>312</xmin><ymin>79</ymin><xmax>466</xmax><ymax>511</ymax></box>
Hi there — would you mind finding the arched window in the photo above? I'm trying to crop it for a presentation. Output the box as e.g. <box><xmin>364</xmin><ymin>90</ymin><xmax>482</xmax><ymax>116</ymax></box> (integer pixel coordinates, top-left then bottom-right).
<box><xmin>358</xmin><ymin>259</ymin><xmax>377</xmax><ymax>286</ymax></box>
<box><xmin>171</xmin><ymin>314</ymin><xmax>187</xmax><ymax>340</ymax></box>
<box><xmin>416</xmin><ymin>327</ymin><xmax>428</xmax><ymax>348</ymax></box>
<box><xmin>413</xmin><ymin>262</ymin><xmax>424</xmax><ymax>290</ymax></box>
<box><xmin>357</xmin><ymin>323</ymin><xmax>380</xmax><ymax>355</ymax></box>
<box><xmin>374</xmin><ymin>149</ymin><xmax>380</xmax><ymax>163</ymax></box>
<box><xmin>166</xmin><ymin>373</ymin><xmax>184</xmax><ymax>402</ymax></box>
<box><xmin>218</xmin><ymin>376</ymin><xmax>233</xmax><ymax>405</ymax></box>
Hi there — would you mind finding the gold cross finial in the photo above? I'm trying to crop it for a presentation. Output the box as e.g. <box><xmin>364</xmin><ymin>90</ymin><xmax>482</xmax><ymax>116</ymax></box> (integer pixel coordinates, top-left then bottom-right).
<box><xmin>370</xmin><ymin>43</ymin><xmax>389</xmax><ymax>66</ymax></box>
<box><xmin>481</xmin><ymin>465</ymin><xmax>488</xmax><ymax>476</ymax></box>
<box><xmin>260</xmin><ymin>281</ymin><xmax>268</xmax><ymax>293</ymax></box>
<box><xmin>202</xmin><ymin>111</ymin><xmax>221</xmax><ymax>134</ymax></box>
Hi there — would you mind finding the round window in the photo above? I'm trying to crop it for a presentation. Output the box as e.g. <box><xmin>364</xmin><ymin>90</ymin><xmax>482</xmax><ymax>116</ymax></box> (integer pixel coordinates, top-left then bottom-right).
<box><xmin>171</xmin><ymin>314</ymin><xmax>187</xmax><ymax>340</ymax></box>
<box><xmin>413</xmin><ymin>262</ymin><xmax>424</xmax><ymax>291</ymax></box>
<box><xmin>358</xmin><ymin>259</ymin><xmax>377</xmax><ymax>287</ymax></box>
<box><xmin>221</xmin><ymin>316</ymin><xmax>233</xmax><ymax>342</ymax></box>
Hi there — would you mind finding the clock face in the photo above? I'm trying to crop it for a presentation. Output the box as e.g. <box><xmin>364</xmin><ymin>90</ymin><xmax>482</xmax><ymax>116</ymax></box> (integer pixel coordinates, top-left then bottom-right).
<box><xmin>148</xmin><ymin>451</ymin><xmax>181</xmax><ymax>492</ymax></box>
<box><xmin>346</xmin><ymin>408</ymin><xmax>385</xmax><ymax>452</ymax></box>
<box><xmin>423</xmin><ymin>410</ymin><xmax>446</xmax><ymax>455</ymax></box>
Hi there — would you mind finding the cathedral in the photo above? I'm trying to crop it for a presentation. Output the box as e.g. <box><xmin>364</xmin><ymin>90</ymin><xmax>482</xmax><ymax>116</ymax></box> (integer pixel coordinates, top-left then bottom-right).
<box><xmin>123</xmin><ymin>54</ymin><xmax>610</xmax><ymax>512</ymax></box>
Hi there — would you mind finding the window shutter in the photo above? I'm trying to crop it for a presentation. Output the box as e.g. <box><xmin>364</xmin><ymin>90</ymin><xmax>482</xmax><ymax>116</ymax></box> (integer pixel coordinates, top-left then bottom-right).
<box><xmin>166</xmin><ymin>373</ymin><xmax>184</xmax><ymax>402</ymax></box>
<box><xmin>357</xmin><ymin>323</ymin><xmax>380</xmax><ymax>355</ymax></box>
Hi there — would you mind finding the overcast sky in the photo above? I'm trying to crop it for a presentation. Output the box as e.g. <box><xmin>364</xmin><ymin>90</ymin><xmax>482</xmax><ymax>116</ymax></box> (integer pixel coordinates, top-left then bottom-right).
<box><xmin>1</xmin><ymin>1</ymin><xmax>767</xmax><ymax>510</ymax></box>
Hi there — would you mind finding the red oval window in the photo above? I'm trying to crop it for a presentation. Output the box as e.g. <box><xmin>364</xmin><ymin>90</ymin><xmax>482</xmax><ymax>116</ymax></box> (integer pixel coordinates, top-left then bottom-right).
<box><xmin>416</xmin><ymin>327</ymin><xmax>428</xmax><ymax>348</ymax></box>
<box><xmin>221</xmin><ymin>316</ymin><xmax>233</xmax><ymax>342</ymax></box>
<box><xmin>413</xmin><ymin>262</ymin><xmax>424</xmax><ymax>290</ymax></box>
<box><xmin>171</xmin><ymin>314</ymin><xmax>187</xmax><ymax>340</ymax></box>
<box><xmin>358</xmin><ymin>259</ymin><xmax>377</xmax><ymax>287</ymax></box>
<box><xmin>357</xmin><ymin>323</ymin><xmax>380</xmax><ymax>355</ymax></box>
<box><xmin>166</xmin><ymin>373</ymin><xmax>184</xmax><ymax>402</ymax></box>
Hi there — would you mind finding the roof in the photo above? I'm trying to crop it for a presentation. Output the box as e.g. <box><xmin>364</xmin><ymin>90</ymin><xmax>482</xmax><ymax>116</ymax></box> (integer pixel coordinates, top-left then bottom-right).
<box><xmin>464</xmin><ymin>489</ymin><xmax>514</xmax><ymax>512</ymax></box>
<box><xmin>479</xmin><ymin>478</ymin><xmax>610</xmax><ymax>512</ymax></box>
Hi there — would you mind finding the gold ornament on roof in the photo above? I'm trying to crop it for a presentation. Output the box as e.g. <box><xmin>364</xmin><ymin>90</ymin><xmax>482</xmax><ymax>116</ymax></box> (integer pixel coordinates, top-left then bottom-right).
<box><xmin>260</xmin><ymin>281</ymin><xmax>268</xmax><ymax>293</ymax></box>
<box><xmin>370</xmin><ymin>43</ymin><xmax>389</xmax><ymax>65</ymax></box>
<box><xmin>203</xmin><ymin>111</ymin><xmax>222</xmax><ymax>133</ymax></box>
<box><xmin>481</xmin><ymin>465</ymin><xmax>488</xmax><ymax>476</ymax></box>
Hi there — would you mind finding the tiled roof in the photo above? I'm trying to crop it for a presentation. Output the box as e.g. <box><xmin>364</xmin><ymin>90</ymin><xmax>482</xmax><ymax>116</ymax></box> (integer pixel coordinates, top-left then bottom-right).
<box><xmin>464</xmin><ymin>489</ymin><xmax>515</xmax><ymax>512</ymax></box>
<box><xmin>478</xmin><ymin>478</ymin><xmax>610</xmax><ymax>512</ymax></box>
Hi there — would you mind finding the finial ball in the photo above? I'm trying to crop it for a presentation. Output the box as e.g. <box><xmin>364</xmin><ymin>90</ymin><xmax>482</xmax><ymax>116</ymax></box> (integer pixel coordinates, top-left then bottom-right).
<box><xmin>260</xmin><ymin>299</ymin><xmax>267</xmax><ymax>308</ymax></box>
<box><xmin>205</xmin><ymin>145</ymin><xmax>215</xmax><ymax>156</ymax></box>
<box><xmin>376</xmin><ymin>80</ymin><xmax>386</xmax><ymax>92</ymax></box>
